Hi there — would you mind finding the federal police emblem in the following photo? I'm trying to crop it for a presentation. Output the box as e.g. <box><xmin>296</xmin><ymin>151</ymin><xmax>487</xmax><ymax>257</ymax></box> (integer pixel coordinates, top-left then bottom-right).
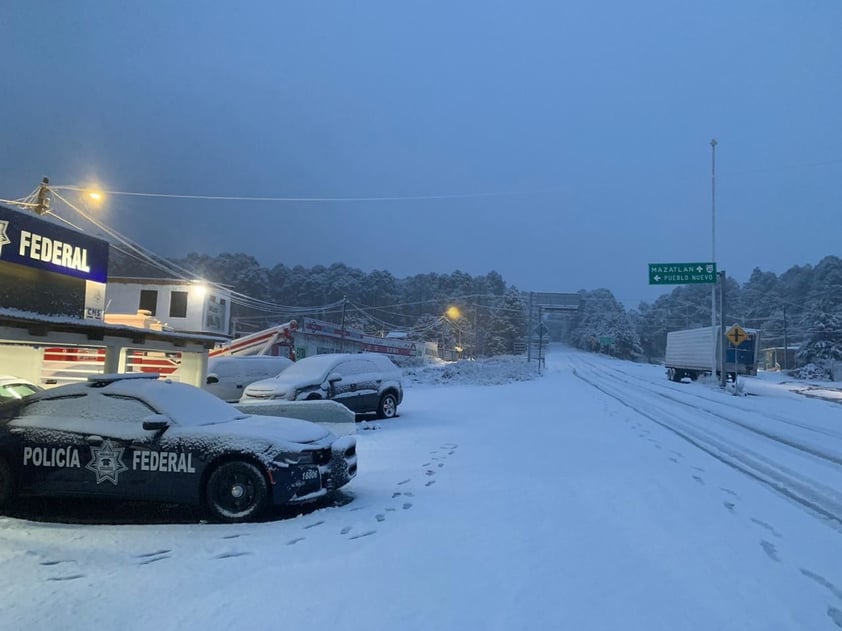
<box><xmin>86</xmin><ymin>440</ymin><xmax>129</xmax><ymax>485</ymax></box>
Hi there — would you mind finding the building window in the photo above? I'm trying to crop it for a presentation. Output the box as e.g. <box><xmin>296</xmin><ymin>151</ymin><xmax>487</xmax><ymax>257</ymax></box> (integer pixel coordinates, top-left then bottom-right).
<box><xmin>169</xmin><ymin>291</ymin><xmax>188</xmax><ymax>318</ymax></box>
<box><xmin>138</xmin><ymin>290</ymin><xmax>158</xmax><ymax>316</ymax></box>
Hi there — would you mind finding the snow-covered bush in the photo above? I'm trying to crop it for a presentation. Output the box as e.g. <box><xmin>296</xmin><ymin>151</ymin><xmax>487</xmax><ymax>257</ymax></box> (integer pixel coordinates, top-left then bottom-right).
<box><xmin>789</xmin><ymin>363</ymin><xmax>831</xmax><ymax>381</ymax></box>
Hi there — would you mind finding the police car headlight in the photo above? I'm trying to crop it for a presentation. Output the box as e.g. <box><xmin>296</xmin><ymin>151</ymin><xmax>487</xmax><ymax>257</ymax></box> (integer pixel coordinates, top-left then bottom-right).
<box><xmin>275</xmin><ymin>451</ymin><xmax>313</xmax><ymax>466</ymax></box>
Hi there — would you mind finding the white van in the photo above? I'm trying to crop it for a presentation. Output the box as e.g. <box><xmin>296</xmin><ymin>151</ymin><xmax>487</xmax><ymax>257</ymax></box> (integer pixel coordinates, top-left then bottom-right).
<box><xmin>204</xmin><ymin>355</ymin><xmax>293</xmax><ymax>402</ymax></box>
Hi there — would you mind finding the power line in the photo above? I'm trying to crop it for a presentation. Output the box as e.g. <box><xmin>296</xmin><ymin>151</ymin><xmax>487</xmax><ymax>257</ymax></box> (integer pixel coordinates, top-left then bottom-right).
<box><xmin>50</xmin><ymin>184</ymin><xmax>541</xmax><ymax>204</ymax></box>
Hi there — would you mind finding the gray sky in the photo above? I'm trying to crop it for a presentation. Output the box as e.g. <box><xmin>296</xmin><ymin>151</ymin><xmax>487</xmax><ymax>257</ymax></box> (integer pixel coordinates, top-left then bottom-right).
<box><xmin>3</xmin><ymin>1</ymin><xmax>841</xmax><ymax>307</ymax></box>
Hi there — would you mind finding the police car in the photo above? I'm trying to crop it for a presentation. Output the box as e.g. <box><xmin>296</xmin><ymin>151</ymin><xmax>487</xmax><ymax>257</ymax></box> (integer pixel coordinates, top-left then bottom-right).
<box><xmin>0</xmin><ymin>373</ymin><xmax>357</xmax><ymax>522</ymax></box>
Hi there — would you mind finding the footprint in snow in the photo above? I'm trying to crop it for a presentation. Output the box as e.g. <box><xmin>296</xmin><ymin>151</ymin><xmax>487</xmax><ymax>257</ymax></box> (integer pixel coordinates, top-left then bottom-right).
<box><xmin>692</xmin><ymin>475</ymin><xmax>705</xmax><ymax>485</ymax></box>
<box><xmin>286</xmin><ymin>538</ymin><xmax>305</xmax><ymax>546</ymax></box>
<box><xmin>760</xmin><ymin>540</ymin><xmax>780</xmax><ymax>562</ymax></box>
<box><xmin>403</xmin><ymin>503</ymin><xmax>413</xmax><ymax>510</ymax></box>
<box><xmin>135</xmin><ymin>549</ymin><xmax>171</xmax><ymax>558</ymax></box>
<box><xmin>349</xmin><ymin>531</ymin><xmax>376</xmax><ymax>540</ymax></box>
<box><xmin>340</xmin><ymin>526</ymin><xmax>352</xmax><ymax>535</ymax></box>
<box><xmin>303</xmin><ymin>520</ymin><xmax>325</xmax><ymax>530</ymax></box>
<box><xmin>46</xmin><ymin>574</ymin><xmax>85</xmax><ymax>582</ymax></box>
<box><xmin>425</xmin><ymin>480</ymin><xmax>436</xmax><ymax>487</ymax></box>
<box><xmin>750</xmin><ymin>518</ymin><xmax>781</xmax><ymax>539</ymax></box>
<box><xmin>376</xmin><ymin>514</ymin><xmax>386</xmax><ymax>522</ymax></box>
<box><xmin>215</xmin><ymin>551</ymin><xmax>251</xmax><ymax>558</ymax></box>
<box><xmin>801</xmin><ymin>569</ymin><xmax>842</xmax><ymax>600</ymax></box>
<box><xmin>397</xmin><ymin>479</ymin><xmax>411</xmax><ymax>486</ymax></box>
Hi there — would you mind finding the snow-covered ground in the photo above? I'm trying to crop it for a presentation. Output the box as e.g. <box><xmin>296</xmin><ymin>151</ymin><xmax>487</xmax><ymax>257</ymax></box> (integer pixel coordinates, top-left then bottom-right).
<box><xmin>2</xmin><ymin>345</ymin><xmax>842</xmax><ymax>630</ymax></box>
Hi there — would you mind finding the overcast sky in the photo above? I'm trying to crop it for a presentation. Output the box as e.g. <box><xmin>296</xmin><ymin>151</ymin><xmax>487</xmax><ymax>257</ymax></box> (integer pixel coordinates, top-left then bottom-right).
<box><xmin>2</xmin><ymin>1</ymin><xmax>841</xmax><ymax>307</ymax></box>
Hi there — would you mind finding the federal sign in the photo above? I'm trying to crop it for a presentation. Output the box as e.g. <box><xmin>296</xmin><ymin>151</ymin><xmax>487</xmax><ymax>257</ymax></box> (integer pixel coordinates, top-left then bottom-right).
<box><xmin>726</xmin><ymin>324</ymin><xmax>749</xmax><ymax>347</ymax></box>
<box><xmin>0</xmin><ymin>204</ymin><xmax>109</xmax><ymax>283</ymax></box>
<box><xmin>648</xmin><ymin>262</ymin><xmax>716</xmax><ymax>286</ymax></box>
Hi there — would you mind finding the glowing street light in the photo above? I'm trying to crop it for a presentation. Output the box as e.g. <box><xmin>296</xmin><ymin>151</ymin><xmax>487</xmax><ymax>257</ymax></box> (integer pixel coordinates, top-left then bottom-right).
<box><xmin>446</xmin><ymin>306</ymin><xmax>461</xmax><ymax>320</ymax></box>
<box><xmin>85</xmin><ymin>188</ymin><xmax>105</xmax><ymax>206</ymax></box>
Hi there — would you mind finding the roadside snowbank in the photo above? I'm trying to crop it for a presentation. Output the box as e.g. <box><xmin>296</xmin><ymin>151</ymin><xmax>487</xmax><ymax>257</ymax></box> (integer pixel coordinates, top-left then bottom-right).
<box><xmin>402</xmin><ymin>355</ymin><xmax>540</xmax><ymax>387</ymax></box>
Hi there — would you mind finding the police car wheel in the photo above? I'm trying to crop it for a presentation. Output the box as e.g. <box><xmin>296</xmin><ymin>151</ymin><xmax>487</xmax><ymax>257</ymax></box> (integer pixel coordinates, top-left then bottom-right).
<box><xmin>205</xmin><ymin>461</ymin><xmax>268</xmax><ymax>523</ymax></box>
<box><xmin>0</xmin><ymin>457</ymin><xmax>14</xmax><ymax>508</ymax></box>
<box><xmin>377</xmin><ymin>393</ymin><xmax>398</xmax><ymax>419</ymax></box>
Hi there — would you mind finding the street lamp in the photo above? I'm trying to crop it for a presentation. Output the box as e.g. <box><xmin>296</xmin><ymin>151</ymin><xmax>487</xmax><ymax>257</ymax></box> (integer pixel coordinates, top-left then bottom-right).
<box><xmin>83</xmin><ymin>186</ymin><xmax>105</xmax><ymax>207</ymax></box>
<box><xmin>444</xmin><ymin>306</ymin><xmax>463</xmax><ymax>359</ymax></box>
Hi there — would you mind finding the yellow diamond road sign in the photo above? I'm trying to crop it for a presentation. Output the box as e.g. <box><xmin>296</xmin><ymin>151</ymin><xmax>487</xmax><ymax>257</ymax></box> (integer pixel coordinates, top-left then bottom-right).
<box><xmin>726</xmin><ymin>324</ymin><xmax>749</xmax><ymax>347</ymax></box>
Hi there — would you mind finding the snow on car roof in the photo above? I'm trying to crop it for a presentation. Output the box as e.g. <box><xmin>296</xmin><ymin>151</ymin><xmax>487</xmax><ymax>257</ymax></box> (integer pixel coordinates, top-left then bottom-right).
<box><xmin>34</xmin><ymin>377</ymin><xmax>244</xmax><ymax>426</ymax></box>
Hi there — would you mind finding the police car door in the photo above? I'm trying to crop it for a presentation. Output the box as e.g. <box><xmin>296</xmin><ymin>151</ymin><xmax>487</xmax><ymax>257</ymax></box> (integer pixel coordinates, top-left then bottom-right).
<box><xmin>80</xmin><ymin>391</ymin><xmax>198</xmax><ymax>502</ymax></box>
<box><xmin>7</xmin><ymin>393</ymin><xmax>93</xmax><ymax>495</ymax></box>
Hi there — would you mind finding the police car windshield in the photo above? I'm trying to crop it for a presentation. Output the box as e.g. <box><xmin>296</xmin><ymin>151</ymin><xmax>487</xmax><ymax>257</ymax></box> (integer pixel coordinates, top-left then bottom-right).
<box><xmin>145</xmin><ymin>386</ymin><xmax>247</xmax><ymax>426</ymax></box>
<box><xmin>99</xmin><ymin>380</ymin><xmax>247</xmax><ymax>426</ymax></box>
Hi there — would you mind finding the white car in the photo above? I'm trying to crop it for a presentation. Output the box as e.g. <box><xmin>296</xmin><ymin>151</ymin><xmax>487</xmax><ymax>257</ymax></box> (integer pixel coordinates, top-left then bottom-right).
<box><xmin>204</xmin><ymin>355</ymin><xmax>294</xmax><ymax>402</ymax></box>
<box><xmin>0</xmin><ymin>376</ymin><xmax>43</xmax><ymax>403</ymax></box>
<box><xmin>241</xmin><ymin>353</ymin><xmax>404</xmax><ymax>419</ymax></box>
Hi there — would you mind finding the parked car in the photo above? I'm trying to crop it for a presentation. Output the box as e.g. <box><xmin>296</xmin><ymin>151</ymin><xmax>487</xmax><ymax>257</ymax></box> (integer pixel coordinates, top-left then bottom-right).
<box><xmin>241</xmin><ymin>353</ymin><xmax>404</xmax><ymax>419</ymax></box>
<box><xmin>204</xmin><ymin>355</ymin><xmax>294</xmax><ymax>402</ymax></box>
<box><xmin>0</xmin><ymin>373</ymin><xmax>357</xmax><ymax>522</ymax></box>
<box><xmin>0</xmin><ymin>376</ymin><xmax>43</xmax><ymax>403</ymax></box>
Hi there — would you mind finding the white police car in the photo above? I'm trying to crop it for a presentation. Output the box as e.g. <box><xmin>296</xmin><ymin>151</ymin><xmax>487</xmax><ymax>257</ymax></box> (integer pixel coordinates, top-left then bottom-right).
<box><xmin>0</xmin><ymin>373</ymin><xmax>357</xmax><ymax>522</ymax></box>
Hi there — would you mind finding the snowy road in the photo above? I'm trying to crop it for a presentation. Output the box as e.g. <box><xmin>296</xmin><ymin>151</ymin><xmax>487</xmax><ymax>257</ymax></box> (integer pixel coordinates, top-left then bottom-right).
<box><xmin>571</xmin><ymin>354</ymin><xmax>842</xmax><ymax>529</ymax></box>
<box><xmin>2</xmin><ymin>347</ymin><xmax>842</xmax><ymax>630</ymax></box>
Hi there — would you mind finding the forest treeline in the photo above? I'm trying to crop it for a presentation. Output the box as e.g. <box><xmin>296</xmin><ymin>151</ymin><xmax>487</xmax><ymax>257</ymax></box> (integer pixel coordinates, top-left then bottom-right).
<box><xmin>113</xmin><ymin>251</ymin><xmax>842</xmax><ymax>370</ymax></box>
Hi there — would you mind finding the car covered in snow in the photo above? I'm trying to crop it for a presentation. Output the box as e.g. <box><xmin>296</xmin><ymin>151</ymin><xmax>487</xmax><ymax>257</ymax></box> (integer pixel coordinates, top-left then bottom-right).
<box><xmin>0</xmin><ymin>373</ymin><xmax>357</xmax><ymax>522</ymax></box>
<box><xmin>204</xmin><ymin>355</ymin><xmax>294</xmax><ymax>402</ymax></box>
<box><xmin>240</xmin><ymin>353</ymin><xmax>404</xmax><ymax>419</ymax></box>
<box><xmin>0</xmin><ymin>376</ymin><xmax>43</xmax><ymax>403</ymax></box>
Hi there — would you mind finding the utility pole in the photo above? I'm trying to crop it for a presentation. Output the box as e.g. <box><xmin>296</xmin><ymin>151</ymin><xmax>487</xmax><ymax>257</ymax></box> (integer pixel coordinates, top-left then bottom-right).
<box><xmin>473</xmin><ymin>302</ymin><xmax>478</xmax><ymax>359</ymax></box>
<box><xmin>719</xmin><ymin>270</ymin><xmax>727</xmax><ymax>388</ymax></box>
<box><xmin>35</xmin><ymin>177</ymin><xmax>51</xmax><ymax>215</ymax></box>
<box><xmin>527</xmin><ymin>292</ymin><xmax>534</xmax><ymax>362</ymax></box>
<box><xmin>339</xmin><ymin>297</ymin><xmax>347</xmax><ymax>352</ymax></box>
<box><xmin>784</xmin><ymin>305</ymin><xmax>789</xmax><ymax>370</ymax></box>
<box><xmin>710</xmin><ymin>139</ymin><xmax>718</xmax><ymax>380</ymax></box>
<box><xmin>538</xmin><ymin>306</ymin><xmax>544</xmax><ymax>367</ymax></box>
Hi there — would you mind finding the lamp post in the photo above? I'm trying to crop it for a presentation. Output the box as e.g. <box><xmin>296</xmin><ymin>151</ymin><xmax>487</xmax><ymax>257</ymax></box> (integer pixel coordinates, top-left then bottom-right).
<box><xmin>711</xmin><ymin>138</ymin><xmax>718</xmax><ymax>382</ymax></box>
<box><xmin>445</xmin><ymin>306</ymin><xmax>463</xmax><ymax>360</ymax></box>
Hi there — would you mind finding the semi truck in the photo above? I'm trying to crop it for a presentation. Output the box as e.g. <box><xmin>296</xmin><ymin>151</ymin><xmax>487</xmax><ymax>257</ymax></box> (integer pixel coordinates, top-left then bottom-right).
<box><xmin>664</xmin><ymin>325</ymin><xmax>760</xmax><ymax>382</ymax></box>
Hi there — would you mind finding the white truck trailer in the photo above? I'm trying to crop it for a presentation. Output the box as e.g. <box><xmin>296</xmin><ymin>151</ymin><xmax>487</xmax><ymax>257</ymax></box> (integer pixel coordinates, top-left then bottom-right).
<box><xmin>664</xmin><ymin>325</ymin><xmax>760</xmax><ymax>382</ymax></box>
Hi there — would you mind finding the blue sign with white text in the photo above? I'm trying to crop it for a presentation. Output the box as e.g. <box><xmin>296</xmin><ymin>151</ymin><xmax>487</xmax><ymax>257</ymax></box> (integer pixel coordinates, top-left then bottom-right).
<box><xmin>0</xmin><ymin>205</ymin><xmax>109</xmax><ymax>283</ymax></box>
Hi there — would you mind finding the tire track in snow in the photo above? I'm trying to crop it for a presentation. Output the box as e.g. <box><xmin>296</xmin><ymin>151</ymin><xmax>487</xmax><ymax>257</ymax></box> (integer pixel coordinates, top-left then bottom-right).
<box><xmin>572</xmin><ymin>362</ymin><xmax>842</xmax><ymax>530</ymax></box>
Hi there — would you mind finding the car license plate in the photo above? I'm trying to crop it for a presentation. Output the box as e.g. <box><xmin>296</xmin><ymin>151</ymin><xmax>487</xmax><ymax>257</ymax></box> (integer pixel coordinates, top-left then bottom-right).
<box><xmin>295</xmin><ymin>466</ymin><xmax>321</xmax><ymax>492</ymax></box>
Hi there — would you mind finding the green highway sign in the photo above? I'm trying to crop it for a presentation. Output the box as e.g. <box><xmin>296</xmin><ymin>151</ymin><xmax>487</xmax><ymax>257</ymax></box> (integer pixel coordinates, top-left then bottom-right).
<box><xmin>649</xmin><ymin>262</ymin><xmax>717</xmax><ymax>285</ymax></box>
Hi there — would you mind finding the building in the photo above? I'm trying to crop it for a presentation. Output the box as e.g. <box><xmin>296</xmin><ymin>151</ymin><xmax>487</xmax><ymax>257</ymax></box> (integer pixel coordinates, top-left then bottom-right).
<box><xmin>0</xmin><ymin>204</ymin><xmax>221</xmax><ymax>387</ymax></box>
<box><xmin>105</xmin><ymin>277</ymin><xmax>232</xmax><ymax>337</ymax></box>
